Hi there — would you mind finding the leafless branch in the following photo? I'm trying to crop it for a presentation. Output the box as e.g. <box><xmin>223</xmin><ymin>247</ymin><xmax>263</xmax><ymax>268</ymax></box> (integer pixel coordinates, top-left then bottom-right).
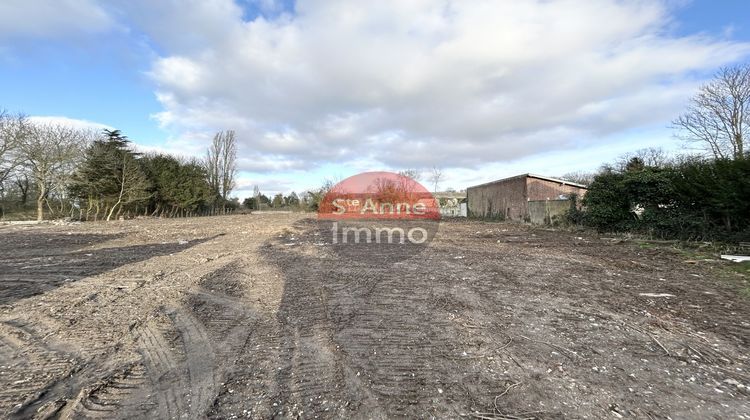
<box><xmin>673</xmin><ymin>64</ymin><xmax>750</xmax><ymax>160</ymax></box>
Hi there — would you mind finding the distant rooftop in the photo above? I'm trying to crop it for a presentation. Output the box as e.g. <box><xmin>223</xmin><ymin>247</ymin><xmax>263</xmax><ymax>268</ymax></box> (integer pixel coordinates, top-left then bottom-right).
<box><xmin>432</xmin><ymin>191</ymin><xmax>467</xmax><ymax>199</ymax></box>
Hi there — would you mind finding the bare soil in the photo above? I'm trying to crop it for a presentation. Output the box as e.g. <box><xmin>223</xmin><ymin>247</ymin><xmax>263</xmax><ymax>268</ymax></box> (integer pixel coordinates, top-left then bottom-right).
<box><xmin>0</xmin><ymin>214</ymin><xmax>748</xmax><ymax>419</ymax></box>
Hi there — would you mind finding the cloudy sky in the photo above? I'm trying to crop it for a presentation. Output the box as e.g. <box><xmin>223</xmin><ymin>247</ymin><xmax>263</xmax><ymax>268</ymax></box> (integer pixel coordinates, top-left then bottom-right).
<box><xmin>1</xmin><ymin>0</ymin><xmax>749</xmax><ymax>197</ymax></box>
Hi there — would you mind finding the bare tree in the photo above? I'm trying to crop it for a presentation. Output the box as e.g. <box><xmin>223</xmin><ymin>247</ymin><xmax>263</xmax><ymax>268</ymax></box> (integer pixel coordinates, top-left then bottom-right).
<box><xmin>18</xmin><ymin>123</ymin><xmax>84</xmax><ymax>220</ymax></box>
<box><xmin>674</xmin><ymin>64</ymin><xmax>750</xmax><ymax>160</ymax></box>
<box><xmin>205</xmin><ymin>139</ymin><xmax>221</xmax><ymax>197</ymax></box>
<box><xmin>253</xmin><ymin>184</ymin><xmax>261</xmax><ymax>210</ymax></box>
<box><xmin>15</xmin><ymin>172</ymin><xmax>30</xmax><ymax>206</ymax></box>
<box><xmin>0</xmin><ymin>110</ymin><xmax>26</xmax><ymax>186</ymax></box>
<box><xmin>559</xmin><ymin>171</ymin><xmax>596</xmax><ymax>186</ymax></box>
<box><xmin>205</xmin><ymin>130</ymin><xmax>238</xmax><ymax>209</ymax></box>
<box><xmin>428</xmin><ymin>166</ymin><xmax>443</xmax><ymax>193</ymax></box>
<box><xmin>615</xmin><ymin>147</ymin><xmax>670</xmax><ymax>171</ymax></box>
<box><xmin>220</xmin><ymin>131</ymin><xmax>237</xmax><ymax>201</ymax></box>
<box><xmin>398</xmin><ymin>169</ymin><xmax>422</xmax><ymax>182</ymax></box>
<box><xmin>106</xmin><ymin>149</ymin><xmax>152</xmax><ymax>221</ymax></box>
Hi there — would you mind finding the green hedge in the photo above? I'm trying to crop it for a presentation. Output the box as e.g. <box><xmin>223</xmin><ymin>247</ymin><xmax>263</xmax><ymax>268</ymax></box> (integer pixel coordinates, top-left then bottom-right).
<box><xmin>581</xmin><ymin>158</ymin><xmax>750</xmax><ymax>242</ymax></box>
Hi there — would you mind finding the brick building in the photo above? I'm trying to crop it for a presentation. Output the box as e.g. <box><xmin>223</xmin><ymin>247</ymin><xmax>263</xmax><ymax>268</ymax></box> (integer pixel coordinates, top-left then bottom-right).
<box><xmin>466</xmin><ymin>174</ymin><xmax>587</xmax><ymax>223</ymax></box>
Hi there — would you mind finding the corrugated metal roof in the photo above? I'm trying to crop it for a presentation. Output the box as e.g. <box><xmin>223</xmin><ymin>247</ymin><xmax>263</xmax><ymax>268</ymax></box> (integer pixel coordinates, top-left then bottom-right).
<box><xmin>467</xmin><ymin>173</ymin><xmax>588</xmax><ymax>190</ymax></box>
<box><xmin>527</xmin><ymin>173</ymin><xmax>588</xmax><ymax>189</ymax></box>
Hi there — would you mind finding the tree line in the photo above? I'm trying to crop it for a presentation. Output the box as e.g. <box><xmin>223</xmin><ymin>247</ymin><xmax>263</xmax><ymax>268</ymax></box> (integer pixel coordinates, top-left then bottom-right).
<box><xmin>242</xmin><ymin>190</ymin><xmax>295</xmax><ymax>210</ymax></box>
<box><xmin>0</xmin><ymin>112</ymin><xmax>238</xmax><ymax>221</ymax></box>
<box><xmin>566</xmin><ymin>64</ymin><xmax>750</xmax><ymax>242</ymax></box>
<box><xmin>572</xmin><ymin>153</ymin><xmax>750</xmax><ymax>242</ymax></box>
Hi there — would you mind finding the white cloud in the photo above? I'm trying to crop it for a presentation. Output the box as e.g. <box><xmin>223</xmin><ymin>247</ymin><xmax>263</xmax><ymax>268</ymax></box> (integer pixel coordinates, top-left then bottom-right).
<box><xmin>0</xmin><ymin>0</ymin><xmax>114</xmax><ymax>39</ymax></box>
<box><xmin>130</xmin><ymin>130</ymin><xmax>213</xmax><ymax>159</ymax></box>
<box><xmin>12</xmin><ymin>1</ymin><xmax>750</xmax><ymax>180</ymax></box>
<box><xmin>127</xmin><ymin>0</ymin><xmax>749</xmax><ymax>171</ymax></box>
<box><xmin>235</xmin><ymin>175</ymin><xmax>296</xmax><ymax>195</ymax></box>
<box><xmin>108</xmin><ymin>0</ymin><xmax>247</xmax><ymax>53</ymax></box>
<box><xmin>28</xmin><ymin>116</ymin><xmax>112</xmax><ymax>131</ymax></box>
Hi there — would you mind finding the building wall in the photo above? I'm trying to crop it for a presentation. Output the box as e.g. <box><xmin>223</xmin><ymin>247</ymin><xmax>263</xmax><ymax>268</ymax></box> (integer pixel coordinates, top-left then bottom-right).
<box><xmin>526</xmin><ymin>178</ymin><xmax>586</xmax><ymax>201</ymax></box>
<box><xmin>468</xmin><ymin>175</ymin><xmax>587</xmax><ymax>222</ymax></box>
<box><xmin>467</xmin><ymin>176</ymin><xmax>527</xmax><ymax>220</ymax></box>
<box><xmin>528</xmin><ymin>199</ymin><xmax>571</xmax><ymax>225</ymax></box>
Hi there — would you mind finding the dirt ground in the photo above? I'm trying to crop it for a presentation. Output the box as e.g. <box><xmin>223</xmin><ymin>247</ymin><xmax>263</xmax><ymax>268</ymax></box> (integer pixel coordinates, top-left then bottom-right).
<box><xmin>0</xmin><ymin>214</ymin><xmax>748</xmax><ymax>419</ymax></box>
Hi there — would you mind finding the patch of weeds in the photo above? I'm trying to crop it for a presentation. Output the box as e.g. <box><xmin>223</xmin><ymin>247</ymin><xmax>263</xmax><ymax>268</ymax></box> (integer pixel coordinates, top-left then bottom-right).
<box><xmin>467</xmin><ymin>214</ymin><xmax>507</xmax><ymax>223</ymax></box>
<box><xmin>720</xmin><ymin>261</ymin><xmax>750</xmax><ymax>298</ymax></box>
<box><xmin>628</xmin><ymin>238</ymin><xmax>750</xmax><ymax>298</ymax></box>
<box><xmin>672</xmin><ymin>246</ymin><xmax>715</xmax><ymax>260</ymax></box>
<box><xmin>727</xmin><ymin>261</ymin><xmax>750</xmax><ymax>276</ymax></box>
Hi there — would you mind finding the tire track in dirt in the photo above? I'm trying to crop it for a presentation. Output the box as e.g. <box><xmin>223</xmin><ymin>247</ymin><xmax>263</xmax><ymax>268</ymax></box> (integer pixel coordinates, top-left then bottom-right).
<box><xmin>322</xmin><ymin>267</ymin><xmax>466</xmax><ymax>417</ymax></box>
<box><xmin>65</xmin><ymin>278</ymin><xmax>253</xmax><ymax>419</ymax></box>
<box><xmin>3</xmin><ymin>215</ymin><xmax>745</xmax><ymax>417</ymax></box>
<box><xmin>131</xmin><ymin>262</ymin><xmax>272</xmax><ymax>419</ymax></box>
<box><xmin>1</xmin><ymin>263</ymin><xmax>253</xmax><ymax>418</ymax></box>
<box><xmin>274</xmin><ymin>314</ymin><xmax>350</xmax><ymax>416</ymax></box>
<box><xmin>201</xmin><ymin>258</ymin><xmax>296</xmax><ymax>418</ymax></box>
<box><xmin>254</xmin><ymin>220</ymin><xmax>462</xmax><ymax>417</ymax></box>
<box><xmin>168</xmin><ymin>308</ymin><xmax>219</xmax><ymax>419</ymax></box>
<box><xmin>6</xmin><ymin>354</ymin><xmax>141</xmax><ymax>419</ymax></box>
<box><xmin>0</xmin><ymin>215</ymin><xmax>307</xmax><ymax>419</ymax></box>
<box><xmin>136</xmin><ymin>318</ymin><xmax>188</xmax><ymax>419</ymax></box>
<box><xmin>262</xmin><ymin>226</ymin><xmax>366</xmax><ymax>417</ymax></box>
<box><xmin>254</xmin><ymin>220</ymin><xmax>582</xmax><ymax>418</ymax></box>
<box><xmin>14</xmin><ymin>300</ymin><xmax>222</xmax><ymax>420</ymax></box>
<box><xmin>61</xmin><ymin>362</ymin><xmax>152</xmax><ymax>419</ymax></box>
<box><xmin>0</xmin><ymin>321</ymin><xmax>83</xmax><ymax>418</ymax></box>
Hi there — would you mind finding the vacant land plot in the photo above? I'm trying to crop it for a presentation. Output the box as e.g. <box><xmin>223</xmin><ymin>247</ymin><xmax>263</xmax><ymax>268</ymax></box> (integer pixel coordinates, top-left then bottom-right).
<box><xmin>0</xmin><ymin>214</ymin><xmax>748</xmax><ymax>419</ymax></box>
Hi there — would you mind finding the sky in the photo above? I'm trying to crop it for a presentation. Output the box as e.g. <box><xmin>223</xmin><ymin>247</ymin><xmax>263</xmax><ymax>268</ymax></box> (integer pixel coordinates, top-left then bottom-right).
<box><xmin>1</xmin><ymin>0</ymin><xmax>749</xmax><ymax>198</ymax></box>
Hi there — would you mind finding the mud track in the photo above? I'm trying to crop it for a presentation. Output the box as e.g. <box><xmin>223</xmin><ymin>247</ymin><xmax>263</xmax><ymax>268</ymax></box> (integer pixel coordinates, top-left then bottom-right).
<box><xmin>0</xmin><ymin>214</ymin><xmax>748</xmax><ymax>419</ymax></box>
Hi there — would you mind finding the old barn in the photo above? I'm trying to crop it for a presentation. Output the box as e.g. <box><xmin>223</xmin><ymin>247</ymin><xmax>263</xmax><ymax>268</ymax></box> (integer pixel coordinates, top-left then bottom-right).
<box><xmin>467</xmin><ymin>174</ymin><xmax>587</xmax><ymax>224</ymax></box>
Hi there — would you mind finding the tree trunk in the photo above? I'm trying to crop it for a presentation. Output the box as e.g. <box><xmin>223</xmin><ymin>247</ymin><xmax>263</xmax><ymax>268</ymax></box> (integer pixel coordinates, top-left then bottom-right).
<box><xmin>737</xmin><ymin>133</ymin><xmax>745</xmax><ymax>159</ymax></box>
<box><xmin>46</xmin><ymin>198</ymin><xmax>56</xmax><ymax>219</ymax></box>
<box><xmin>17</xmin><ymin>176</ymin><xmax>29</xmax><ymax>206</ymax></box>
<box><xmin>36</xmin><ymin>182</ymin><xmax>46</xmax><ymax>221</ymax></box>
<box><xmin>107</xmin><ymin>170</ymin><xmax>127</xmax><ymax>222</ymax></box>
